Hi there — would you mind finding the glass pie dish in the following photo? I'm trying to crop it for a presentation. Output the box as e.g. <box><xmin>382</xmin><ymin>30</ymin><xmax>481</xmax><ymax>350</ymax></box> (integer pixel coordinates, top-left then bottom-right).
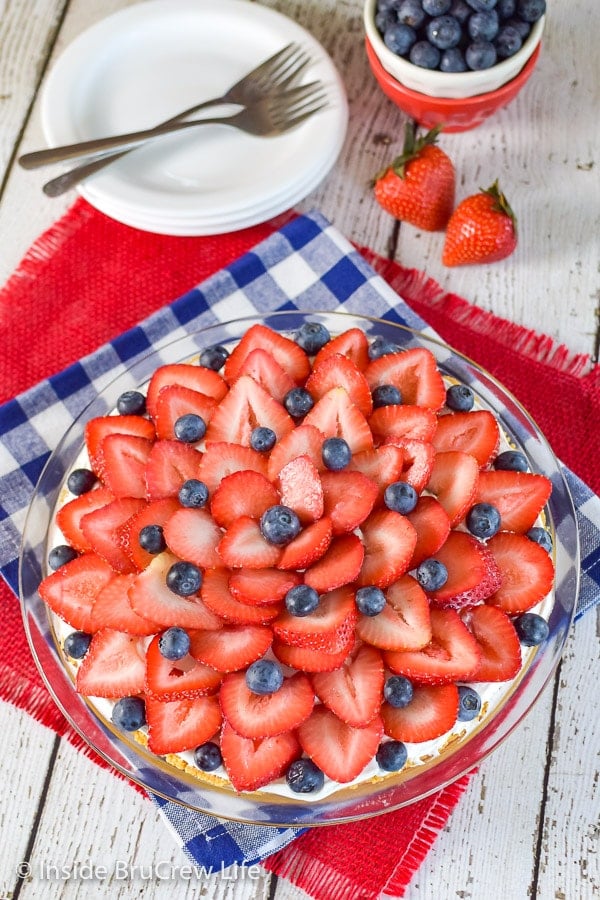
<box><xmin>19</xmin><ymin>311</ymin><xmax>579</xmax><ymax>826</ymax></box>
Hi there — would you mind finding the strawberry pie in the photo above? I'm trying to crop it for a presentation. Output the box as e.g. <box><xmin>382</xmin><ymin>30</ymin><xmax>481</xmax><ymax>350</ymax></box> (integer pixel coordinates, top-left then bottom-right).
<box><xmin>39</xmin><ymin>322</ymin><xmax>555</xmax><ymax>797</ymax></box>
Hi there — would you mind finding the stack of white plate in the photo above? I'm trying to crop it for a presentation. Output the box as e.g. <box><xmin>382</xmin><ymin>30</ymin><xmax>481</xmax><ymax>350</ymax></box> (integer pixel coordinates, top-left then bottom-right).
<box><xmin>41</xmin><ymin>0</ymin><xmax>348</xmax><ymax>235</ymax></box>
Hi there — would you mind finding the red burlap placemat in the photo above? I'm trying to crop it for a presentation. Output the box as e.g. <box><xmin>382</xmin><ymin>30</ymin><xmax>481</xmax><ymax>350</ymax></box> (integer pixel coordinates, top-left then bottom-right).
<box><xmin>1</xmin><ymin>198</ymin><xmax>598</xmax><ymax>899</ymax></box>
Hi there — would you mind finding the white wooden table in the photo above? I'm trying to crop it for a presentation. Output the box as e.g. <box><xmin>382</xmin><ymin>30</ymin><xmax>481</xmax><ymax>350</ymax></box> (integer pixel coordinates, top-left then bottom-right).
<box><xmin>1</xmin><ymin>2</ymin><xmax>598</xmax><ymax>898</ymax></box>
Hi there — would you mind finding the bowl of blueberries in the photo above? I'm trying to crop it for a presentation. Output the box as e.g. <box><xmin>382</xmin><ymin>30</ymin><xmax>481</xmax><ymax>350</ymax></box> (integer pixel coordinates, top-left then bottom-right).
<box><xmin>364</xmin><ymin>0</ymin><xmax>546</xmax><ymax>101</ymax></box>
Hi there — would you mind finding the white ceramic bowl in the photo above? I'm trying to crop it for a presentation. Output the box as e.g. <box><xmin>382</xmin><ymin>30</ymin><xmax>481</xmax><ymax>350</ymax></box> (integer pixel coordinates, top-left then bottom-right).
<box><xmin>364</xmin><ymin>0</ymin><xmax>545</xmax><ymax>99</ymax></box>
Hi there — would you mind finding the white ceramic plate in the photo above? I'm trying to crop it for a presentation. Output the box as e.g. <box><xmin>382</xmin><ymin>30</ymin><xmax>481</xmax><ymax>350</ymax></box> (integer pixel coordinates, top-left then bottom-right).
<box><xmin>42</xmin><ymin>0</ymin><xmax>348</xmax><ymax>233</ymax></box>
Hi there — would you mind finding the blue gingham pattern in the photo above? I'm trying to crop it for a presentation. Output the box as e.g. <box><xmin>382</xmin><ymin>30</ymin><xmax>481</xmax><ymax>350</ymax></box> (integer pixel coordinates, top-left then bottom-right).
<box><xmin>0</xmin><ymin>210</ymin><xmax>597</xmax><ymax>870</ymax></box>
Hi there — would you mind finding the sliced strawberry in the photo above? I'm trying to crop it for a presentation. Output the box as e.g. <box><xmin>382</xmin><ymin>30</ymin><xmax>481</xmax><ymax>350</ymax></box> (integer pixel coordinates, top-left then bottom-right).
<box><xmin>145</xmin><ymin>634</ymin><xmax>222</xmax><ymax>700</ymax></box>
<box><xmin>80</xmin><ymin>497</ymin><xmax>146</xmax><ymax>574</ymax></box>
<box><xmin>210</xmin><ymin>470</ymin><xmax>279</xmax><ymax>529</ymax></box>
<box><xmin>217</xmin><ymin>516</ymin><xmax>282</xmax><ymax>569</ymax></box>
<box><xmin>390</xmin><ymin>438</ymin><xmax>435</xmax><ymax>493</ymax></box>
<box><xmin>198</xmin><ymin>442</ymin><xmax>268</xmax><ymax>494</ymax></box>
<box><xmin>313</xmin><ymin>327</ymin><xmax>370</xmax><ymax>371</ymax></box>
<box><xmin>433</xmin><ymin>410</ymin><xmax>500</xmax><ymax>468</ymax></box>
<box><xmin>356</xmin><ymin>575</ymin><xmax>432</xmax><ymax>651</ymax></box>
<box><xmin>85</xmin><ymin>415</ymin><xmax>155</xmax><ymax>478</ymax></box>
<box><xmin>320</xmin><ymin>470</ymin><xmax>379</xmax><ymax>534</ymax></box>
<box><xmin>276</xmin><ymin>516</ymin><xmax>333</xmax><ymax>571</ymax></box>
<box><xmin>276</xmin><ymin>455</ymin><xmax>324</xmax><ymax>525</ymax></box>
<box><xmin>154</xmin><ymin>384</ymin><xmax>217</xmax><ymax>441</ymax></box>
<box><xmin>273</xmin><ymin>585</ymin><xmax>358</xmax><ymax>652</ymax></box>
<box><xmin>200</xmin><ymin>568</ymin><xmax>281</xmax><ymax>624</ymax></box>
<box><xmin>146</xmin><ymin>694</ymin><xmax>222</xmax><ymax>755</ymax></box>
<box><xmin>297</xmin><ymin>706</ymin><xmax>384</xmax><ymax>783</ymax></box>
<box><xmin>232</xmin><ymin>347</ymin><xmax>296</xmax><ymax>402</ymax></box>
<box><xmin>305</xmin><ymin>353</ymin><xmax>373</xmax><ymax>417</ymax></box>
<box><xmin>128</xmin><ymin>552</ymin><xmax>222</xmax><ymax>630</ymax></box>
<box><xmin>91</xmin><ymin>573</ymin><xmax>161</xmax><ymax>635</ymax></box>
<box><xmin>189</xmin><ymin>625</ymin><xmax>273</xmax><ymax>673</ymax></box>
<box><xmin>304</xmin><ymin>387</ymin><xmax>373</xmax><ymax>454</ymax></box>
<box><xmin>348</xmin><ymin>445</ymin><xmax>405</xmax><ymax>501</ymax></box>
<box><xmin>163</xmin><ymin>507</ymin><xmax>222</xmax><ymax>569</ymax></box>
<box><xmin>485</xmin><ymin>531</ymin><xmax>554</xmax><ymax>614</ymax></box>
<box><xmin>219</xmin><ymin>671</ymin><xmax>314</xmax><ymax>739</ymax></box>
<box><xmin>144</xmin><ymin>440</ymin><xmax>202</xmax><ymax>501</ymax></box>
<box><xmin>303</xmin><ymin>533</ymin><xmax>364</xmax><ymax>593</ymax></box>
<box><xmin>365</xmin><ymin>347</ymin><xmax>446</xmax><ymax>410</ymax></box>
<box><xmin>220</xmin><ymin>721</ymin><xmax>301</xmax><ymax>792</ymax></box>
<box><xmin>312</xmin><ymin>644</ymin><xmax>384</xmax><ymax>727</ymax></box>
<box><xmin>473</xmin><ymin>470</ymin><xmax>552</xmax><ymax>533</ymax></box>
<box><xmin>382</xmin><ymin>683</ymin><xmax>459</xmax><ymax>743</ymax></box>
<box><xmin>205</xmin><ymin>374</ymin><xmax>294</xmax><ymax>445</ymax></box>
<box><xmin>427</xmin><ymin>531</ymin><xmax>502</xmax><ymax>609</ymax></box>
<box><xmin>272</xmin><ymin>633</ymin><xmax>355</xmax><ymax>672</ymax></box>
<box><xmin>266</xmin><ymin>423</ymin><xmax>325</xmax><ymax>481</ymax></box>
<box><xmin>369</xmin><ymin>405</ymin><xmax>438</xmax><ymax>443</ymax></box>
<box><xmin>56</xmin><ymin>486</ymin><xmax>115</xmax><ymax>552</ymax></box>
<box><xmin>228</xmin><ymin>568</ymin><xmax>301</xmax><ymax>606</ymax></box>
<box><xmin>39</xmin><ymin>552</ymin><xmax>114</xmax><ymax>632</ymax></box>
<box><xmin>461</xmin><ymin>604</ymin><xmax>522</xmax><ymax>682</ymax></box>
<box><xmin>357</xmin><ymin>509</ymin><xmax>417</xmax><ymax>588</ymax></box>
<box><xmin>426</xmin><ymin>450</ymin><xmax>480</xmax><ymax>526</ymax></box>
<box><xmin>75</xmin><ymin>629</ymin><xmax>146</xmax><ymax>698</ymax></box>
<box><xmin>120</xmin><ymin>496</ymin><xmax>180</xmax><ymax>570</ymax></box>
<box><xmin>384</xmin><ymin>607</ymin><xmax>481</xmax><ymax>685</ymax></box>
<box><xmin>100</xmin><ymin>433</ymin><xmax>154</xmax><ymax>499</ymax></box>
<box><xmin>145</xmin><ymin>363</ymin><xmax>227</xmax><ymax>419</ymax></box>
<box><xmin>406</xmin><ymin>496</ymin><xmax>451</xmax><ymax>568</ymax></box>
<box><xmin>223</xmin><ymin>323</ymin><xmax>311</xmax><ymax>386</ymax></box>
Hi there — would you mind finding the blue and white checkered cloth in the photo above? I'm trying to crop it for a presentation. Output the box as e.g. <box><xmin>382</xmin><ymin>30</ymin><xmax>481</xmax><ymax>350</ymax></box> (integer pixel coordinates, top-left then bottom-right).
<box><xmin>1</xmin><ymin>210</ymin><xmax>598</xmax><ymax>871</ymax></box>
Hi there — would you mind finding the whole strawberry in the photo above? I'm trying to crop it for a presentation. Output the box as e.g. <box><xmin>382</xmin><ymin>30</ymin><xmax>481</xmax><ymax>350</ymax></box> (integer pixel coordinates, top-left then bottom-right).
<box><xmin>373</xmin><ymin>123</ymin><xmax>455</xmax><ymax>232</ymax></box>
<box><xmin>442</xmin><ymin>181</ymin><xmax>517</xmax><ymax>266</ymax></box>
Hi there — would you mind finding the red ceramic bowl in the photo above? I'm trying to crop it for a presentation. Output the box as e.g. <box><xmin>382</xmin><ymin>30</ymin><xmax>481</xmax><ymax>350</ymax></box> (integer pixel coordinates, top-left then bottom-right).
<box><xmin>365</xmin><ymin>37</ymin><xmax>541</xmax><ymax>133</ymax></box>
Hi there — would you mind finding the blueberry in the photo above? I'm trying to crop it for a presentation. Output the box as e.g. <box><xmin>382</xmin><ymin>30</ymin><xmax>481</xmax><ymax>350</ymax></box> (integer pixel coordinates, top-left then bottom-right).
<box><xmin>410</xmin><ymin>40</ymin><xmax>442</xmax><ymax>69</ymax></box>
<box><xmin>449</xmin><ymin>0</ymin><xmax>473</xmax><ymax>24</ymax></box>
<box><xmin>495</xmin><ymin>24</ymin><xmax>523</xmax><ymax>57</ymax></box>
<box><xmin>286</xmin><ymin>758</ymin><xmax>325</xmax><ymax>793</ymax></box>
<box><xmin>397</xmin><ymin>0</ymin><xmax>427</xmax><ymax>29</ymax></box>
<box><xmin>468</xmin><ymin>9</ymin><xmax>500</xmax><ymax>40</ymax></box>
<box><xmin>138</xmin><ymin>524</ymin><xmax>166</xmax><ymax>554</ymax></box>
<box><xmin>416</xmin><ymin>558</ymin><xmax>448</xmax><ymax>591</ymax></box>
<box><xmin>356</xmin><ymin>585</ymin><xmax>387</xmax><ymax>617</ymax></box>
<box><xmin>376</xmin><ymin>740</ymin><xmax>408</xmax><ymax>772</ymax></box>
<box><xmin>193</xmin><ymin>741</ymin><xmax>222</xmax><ymax>771</ymax></box>
<box><xmin>112</xmin><ymin>696</ymin><xmax>146</xmax><ymax>731</ymax></box>
<box><xmin>67</xmin><ymin>467</ymin><xmax>97</xmax><ymax>495</ymax></box>
<box><xmin>504</xmin><ymin>16</ymin><xmax>531</xmax><ymax>38</ymax></box>
<box><xmin>372</xmin><ymin>384</ymin><xmax>403</xmax><ymax>408</ymax></box>
<box><xmin>283</xmin><ymin>387</ymin><xmax>314</xmax><ymax>418</ymax></box>
<box><xmin>427</xmin><ymin>15</ymin><xmax>462</xmax><ymax>49</ymax></box>
<box><xmin>515</xmin><ymin>0</ymin><xmax>545</xmax><ymax>22</ymax></box>
<box><xmin>63</xmin><ymin>631</ymin><xmax>91</xmax><ymax>659</ymax></box>
<box><xmin>446</xmin><ymin>384</ymin><xmax>474</xmax><ymax>411</ymax></box>
<box><xmin>384</xmin><ymin>480</ymin><xmax>418</xmax><ymax>514</ymax></box>
<box><xmin>514</xmin><ymin>612</ymin><xmax>549</xmax><ymax>646</ymax></box>
<box><xmin>158</xmin><ymin>626</ymin><xmax>191</xmax><ymax>660</ymax></box>
<box><xmin>494</xmin><ymin>450</ymin><xmax>529</xmax><ymax>472</ymax></box>
<box><xmin>384</xmin><ymin>23</ymin><xmax>417</xmax><ymax>55</ymax></box>
<box><xmin>285</xmin><ymin>584</ymin><xmax>320</xmax><ymax>616</ymax></box>
<box><xmin>376</xmin><ymin>9</ymin><xmax>396</xmax><ymax>32</ymax></box>
<box><xmin>199</xmin><ymin>345</ymin><xmax>229</xmax><ymax>371</ymax></box>
<box><xmin>465</xmin><ymin>0</ymin><xmax>498</xmax><ymax>11</ymax></box>
<box><xmin>174</xmin><ymin>413</ymin><xmax>206</xmax><ymax>443</ymax></box>
<box><xmin>466</xmin><ymin>502</ymin><xmax>501</xmax><ymax>538</ymax></box>
<box><xmin>116</xmin><ymin>390</ymin><xmax>146</xmax><ymax>416</ymax></box>
<box><xmin>527</xmin><ymin>526</ymin><xmax>553</xmax><ymax>553</ymax></box>
<box><xmin>368</xmin><ymin>337</ymin><xmax>400</xmax><ymax>360</ymax></box>
<box><xmin>465</xmin><ymin>39</ymin><xmax>497</xmax><ymax>69</ymax></box>
<box><xmin>250</xmin><ymin>426</ymin><xmax>277</xmax><ymax>453</ymax></box>
<box><xmin>48</xmin><ymin>544</ymin><xmax>78</xmax><ymax>570</ymax></box>
<box><xmin>384</xmin><ymin>675</ymin><xmax>414</xmax><ymax>708</ymax></box>
<box><xmin>496</xmin><ymin>0</ymin><xmax>516</xmax><ymax>16</ymax></box>
<box><xmin>457</xmin><ymin>685</ymin><xmax>482</xmax><ymax>721</ymax></box>
<box><xmin>245</xmin><ymin>658</ymin><xmax>284</xmax><ymax>695</ymax></box>
<box><xmin>260</xmin><ymin>505</ymin><xmax>302</xmax><ymax>546</ymax></box>
<box><xmin>294</xmin><ymin>321</ymin><xmax>331</xmax><ymax>355</ymax></box>
<box><xmin>377</xmin><ymin>0</ymin><xmax>401</xmax><ymax>11</ymax></box>
<box><xmin>166</xmin><ymin>561</ymin><xmax>202</xmax><ymax>596</ymax></box>
<box><xmin>423</xmin><ymin>0</ymin><xmax>452</xmax><ymax>14</ymax></box>
<box><xmin>321</xmin><ymin>436</ymin><xmax>352</xmax><ymax>471</ymax></box>
<box><xmin>178</xmin><ymin>478</ymin><xmax>209</xmax><ymax>508</ymax></box>
<box><xmin>440</xmin><ymin>47</ymin><xmax>468</xmax><ymax>71</ymax></box>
